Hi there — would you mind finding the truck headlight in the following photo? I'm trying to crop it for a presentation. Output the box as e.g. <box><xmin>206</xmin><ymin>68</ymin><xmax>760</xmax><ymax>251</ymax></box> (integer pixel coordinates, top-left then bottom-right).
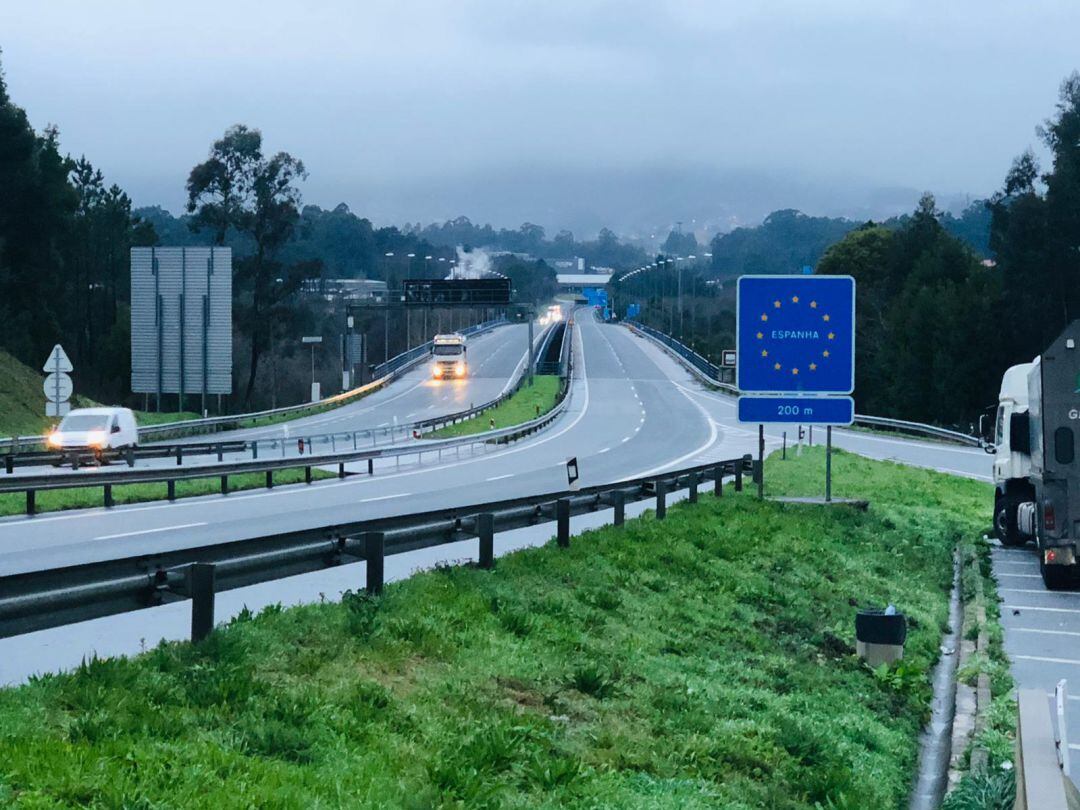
<box><xmin>432</xmin><ymin>364</ymin><xmax>443</xmax><ymax>377</ymax></box>
<box><xmin>455</xmin><ymin>363</ymin><xmax>465</xmax><ymax>376</ymax></box>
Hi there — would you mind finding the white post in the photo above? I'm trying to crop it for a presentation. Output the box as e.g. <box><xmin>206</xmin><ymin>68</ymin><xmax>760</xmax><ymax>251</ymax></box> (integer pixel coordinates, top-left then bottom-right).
<box><xmin>1058</xmin><ymin>679</ymin><xmax>1071</xmax><ymax>777</ymax></box>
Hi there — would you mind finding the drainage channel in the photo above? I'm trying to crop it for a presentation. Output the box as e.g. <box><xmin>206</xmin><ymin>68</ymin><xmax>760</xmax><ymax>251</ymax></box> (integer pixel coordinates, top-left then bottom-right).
<box><xmin>909</xmin><ymin>551</ymin><xmax>962</xmax><ymax>809</ymax></box>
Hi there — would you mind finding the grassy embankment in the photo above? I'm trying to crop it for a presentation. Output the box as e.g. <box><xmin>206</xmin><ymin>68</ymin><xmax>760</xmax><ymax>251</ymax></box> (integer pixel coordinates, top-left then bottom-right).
<box><xmin>0</xmin><ymin>448</ymin><xmax>992</xmax><ymax>808</ymax></box>
<box><xmin>0</xmin><ymin>349</ymin><xmax>199</xmax><ymax>438</ymax></box>
<box><xmin>428</xmin><ymin>375</ymin><xmax>561</xmax><ymax>439</ymax></box>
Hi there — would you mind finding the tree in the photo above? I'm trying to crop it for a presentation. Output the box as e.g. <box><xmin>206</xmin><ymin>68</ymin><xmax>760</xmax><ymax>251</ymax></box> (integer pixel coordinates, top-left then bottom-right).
<box><xmin>186</xmin><ymin>124</ymin><xmax>311</xmax><ymax>406</ymax></box>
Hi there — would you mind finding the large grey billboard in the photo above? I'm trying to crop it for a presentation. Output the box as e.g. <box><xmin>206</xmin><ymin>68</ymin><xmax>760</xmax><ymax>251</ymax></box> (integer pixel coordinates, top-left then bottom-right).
<box><xmin>131</xmin><ymin>247</ymin><xmax>232</xmax><ymax>406</ymax></box>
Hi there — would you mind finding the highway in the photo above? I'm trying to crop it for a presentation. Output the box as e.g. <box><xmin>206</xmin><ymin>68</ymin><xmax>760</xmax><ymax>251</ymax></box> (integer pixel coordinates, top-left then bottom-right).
<box><xmin>0</xmin><ymin>315</ymin><xmax>1045</xmax><ymax>712</ymax></box>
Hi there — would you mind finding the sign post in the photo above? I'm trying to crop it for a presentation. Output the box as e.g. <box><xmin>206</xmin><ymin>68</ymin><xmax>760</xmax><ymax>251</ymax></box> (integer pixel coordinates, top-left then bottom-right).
<box><xmin>43</xmin><ymin>344</ymin><xmax>73</xmax><ymax>418</ymax></box>
<box><xmin>736</xmin><ymin>275</ymin><xmax>855</xmax><ymax>499</ymax></box>
<box><xmin>302</xmin><ymin>336</ymin><xmax>323</xmax><ymax>402</ymax></box>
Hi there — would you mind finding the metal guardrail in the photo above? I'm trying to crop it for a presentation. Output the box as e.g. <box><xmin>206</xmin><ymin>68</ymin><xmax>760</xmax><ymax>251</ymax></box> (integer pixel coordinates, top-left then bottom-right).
<box><xmin>0</xmin><ymin>317</ymin><xmax>511</xmax><ymax>453</ymax></box>
<box><xmin>0</xmin><ymin>321</ymin><xmax>574</xmax><ymax>515</ymax></box>
<box><xmin>0</xmin><ymin>451</ymin><xmax>753</xmax><ymax>640</ymax></box>
<box><xmin>625</xmin><ymin>321</ymin><xmax>984</xmax><ymax>448</ymax></box>
<box><xmin>2</xmin><ymin>318</ymin><xmax>552</xmax><ymax>475</ymax></box>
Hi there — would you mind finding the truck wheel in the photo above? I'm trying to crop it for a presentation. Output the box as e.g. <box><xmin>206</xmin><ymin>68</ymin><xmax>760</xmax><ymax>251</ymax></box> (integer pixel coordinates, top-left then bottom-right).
<box><xmin>994</xmin><ymin>495</ymin><xmax>1027</xmax><ymax>547</ymax></box>
<box><xmin>1040</xmin><ymin>559</ymin><xmax>1075</xmax><ymax>590</ymax></box>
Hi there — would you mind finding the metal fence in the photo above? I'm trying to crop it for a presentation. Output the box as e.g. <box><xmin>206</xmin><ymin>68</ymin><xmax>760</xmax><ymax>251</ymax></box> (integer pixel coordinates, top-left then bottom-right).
<box><xmin>0</xmin><ymin>452</ymin><xmax>753</xmax><ymax>641</ymax></box>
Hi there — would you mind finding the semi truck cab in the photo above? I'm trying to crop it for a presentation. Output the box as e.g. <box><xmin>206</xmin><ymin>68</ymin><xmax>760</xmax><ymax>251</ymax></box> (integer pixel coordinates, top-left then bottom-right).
<box><xmin>991</xmin><ymin>321</ymin><xmax>1080</xmax><ymax>588</ymax></box>
<box><xmin>431</xmin><ymin>334</ymin><xmax>467</xmax><ymax>379</ymax></box>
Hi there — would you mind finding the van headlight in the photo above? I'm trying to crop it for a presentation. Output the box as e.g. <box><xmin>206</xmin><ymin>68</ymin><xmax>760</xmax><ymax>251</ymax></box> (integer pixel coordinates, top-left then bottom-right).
<box><xmin>46</xmin><ymin>432</ymin><xmax>61</xmax><ymax>449</ymax></box>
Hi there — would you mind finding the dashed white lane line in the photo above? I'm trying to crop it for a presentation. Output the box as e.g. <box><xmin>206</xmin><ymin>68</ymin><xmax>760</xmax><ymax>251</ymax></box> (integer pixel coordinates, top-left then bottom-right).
<box><xmin>1000</xmin><ymin>588</ymin><xmax>1080</xmax><ymax>596</ymax></box>
<box><xmin>1013</xmin><ymin>654</ymin><xmax>1080</xmax><ymax>667</ymax></box>
<box><xmin>995</xmin><ymin>572</ymin><xmax>1042</xmax><ymax>579</ymax></box>
<box><xmin>486</xmin><ymin>474</ymin><xmax>513</xmax><ymax>482</ymax></box>
<box><xmin>97</xmin><ymin>522</ymin><xmax>208</xmax><ymax>542</ymax></box>
<box><xmin>1013</xmin><ymin>628</ymin><xmax>1080</xmax><ymax>638</ymax></box>
<box><xmin>360</xmin><ymin>493</ymin><xmax>411</xmax><ymax>503</ymax></box>
<box><xmin>597</xmin><ymin>447</ymin><xmax>611</xmax><ymax>454</ymax></box>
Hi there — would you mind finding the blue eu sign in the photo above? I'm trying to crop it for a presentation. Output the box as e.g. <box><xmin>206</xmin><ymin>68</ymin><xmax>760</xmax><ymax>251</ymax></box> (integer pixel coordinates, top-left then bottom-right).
<box><xmin>737</xmin><ymin>275</ymin><xmax>855</xmax><ymax>395</ymax></box>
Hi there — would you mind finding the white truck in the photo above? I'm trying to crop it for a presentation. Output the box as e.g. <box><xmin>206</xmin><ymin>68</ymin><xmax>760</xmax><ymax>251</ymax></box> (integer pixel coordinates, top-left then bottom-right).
<box><xmin>431</xmin><ymin>334</ymin><xmax>467</xmax><ymax>379</ymax></box>
<box><xmin>990</xmin><ymin>321</ymin><xmax>1080</xmax><ymax>588</ymax></box>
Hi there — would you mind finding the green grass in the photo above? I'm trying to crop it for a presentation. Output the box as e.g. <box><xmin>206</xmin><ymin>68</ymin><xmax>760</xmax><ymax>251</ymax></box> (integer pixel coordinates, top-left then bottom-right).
<box><xmin>0</xmin><ymin>467</ymin><xmax>336</xmax><ymax>517</ymax></box>
<box><xmin>0</xmin><ymin>350</ymin><xmax>64</xmax><ymax>438</ymax></box>
<box><xmin>131</xmin><ymin>410</ymin><xmax>201</xmax><ymax>427</ymax></box>
<box><xmin>428</xmin><ymin>375</ymin><xmax>561</xmax><ymax>438</ymax></box>
<box><xmin>0</xmin><ymin>448</ymin><xmax>991</xmax><ymax>808</ymax></box>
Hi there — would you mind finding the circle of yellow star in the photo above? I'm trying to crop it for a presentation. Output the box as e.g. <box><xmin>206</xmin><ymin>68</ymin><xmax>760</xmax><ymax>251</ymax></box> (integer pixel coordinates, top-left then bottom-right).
<box><xmin>774</xmin><ymin>362</ymin><xmax>781</xmax><ymax>370</ymax></box>
<box><xmin>791</xmin><ymin>295</ymin><xmax>799</xmax><ymax>303</ymax></box>
<box><xmin>823</xmin><ymin>314</ymin><xmax>830</xmax><ymax>322</ymax></box>
<box><xmin>810</xmin><ymin>301</ymin><xmax>818</xmax><ymax>309</ymax></box>
<box><xmin>761</xmin><ymin>349</ymin><xmax>768</xmax><ymax>357</ymax></box>
<box><xmin>792</xmin><ymin>368</ymin><xmax>799</xmax><ymax>375</ymax></box>
<box><xmin>761</xmin><ymin>313</ymin><xmax>768</xmax><ymax>322</ymax></box>
<box><xmin>823</xmin><ymin>350</ymin><xmax>830</xmax><ymax>358</ymax></box>
<box><xmin>809</xmin><ymin>363</ymin><xmax>817</xmax><ymax>371</ymax></box>
<box><xmin>756</xmin><ymin>331</ymin><xmax>764</xmax><ymax>339</ymax></box>
<box><xmin>827</xmin><ymin>332</ymin><xmax>835</xmax><ymax>340</ymax></box>
<box><xmin>773</xmin><ymin>300</ymin><xmax>781</xmax><ymax>308</ymax></box>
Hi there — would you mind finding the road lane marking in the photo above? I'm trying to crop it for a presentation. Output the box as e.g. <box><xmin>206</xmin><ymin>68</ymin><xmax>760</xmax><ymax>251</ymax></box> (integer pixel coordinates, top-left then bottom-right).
<box><xmin>95</xmin><ymin>522</ymin><xmax>207</xmax><ymax>540</ymax></box>
<box><xmin>995</xmin><ymin>572</ymin><xmax>1042</xmax><ymax>578</ymax></box>
<box><xmin>1014</xmin><ymin>654</ymin><xmax>1080</xmax><ymax>666</ymax></box>
<box><xmin>1014</xmin><ymin>628</ymin><xmax>1080</xmax><ymax>638</ymax></box>
<box><xmin>486</xmin><ymin>474</ymin><xmax>513</xmax><ymax>481</ymax></box>
<box><xmin>360</xmin><ymin>493</ymin><xmax>411</xmax><ymax>502</ymax></box>
<box><xmin>1000</xmin><ymin>587</ymin><xmax>1080</xmax><ymax>595</ymax></box>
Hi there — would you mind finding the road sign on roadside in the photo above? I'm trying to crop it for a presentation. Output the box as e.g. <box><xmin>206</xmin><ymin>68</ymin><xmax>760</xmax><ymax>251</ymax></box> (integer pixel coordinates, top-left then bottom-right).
<box><xmin>43</xmin><ymin>344</ymin><xmax>73</xmax><ymax>374</ymax></box>
<box><xmin>43</xmin><ymin>344</ymin><xmax>73</xmax><ymax>418</ymax></box>
<box><xmin>722</xmin><ymin>349</ymin><xmax>736</xmax><ymax>367</ymax></box>
<box><xmin>43</xmin><ymin>373</ymin><xmax>73</xmax><ymax>402</ymax></box>
<box><xmin>737</xmin><ymin>396</ymin><xmax>854</xmax><ymax>425</ymax></box>
<box><xmin>736</xmin><ymin>275</ymin><xmax>854</xmax><ymax>395</ymax></box>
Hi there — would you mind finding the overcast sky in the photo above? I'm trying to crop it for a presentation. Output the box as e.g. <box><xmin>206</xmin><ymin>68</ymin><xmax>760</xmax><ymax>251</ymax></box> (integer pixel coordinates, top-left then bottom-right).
<box><xmin>2</xmin><ymin>1</ymin><xmax>1078</xmax><ymax>233</ymax></box>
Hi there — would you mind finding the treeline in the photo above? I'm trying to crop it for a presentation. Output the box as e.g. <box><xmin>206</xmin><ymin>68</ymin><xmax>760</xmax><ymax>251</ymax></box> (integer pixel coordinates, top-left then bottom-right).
<box><xmin>0</xmin><ymin>65</ymin><xmax>156</xmax><ymax>403</ymax></box>
<box><xmin>818</xmin><ymin>72</ymin><xmax>1080</xmax><ymax>427</ymax></box>
<box><xmin>705</xmin><ymin>203</ymin><xmax>991</xmax><ymax>279</ymax></box>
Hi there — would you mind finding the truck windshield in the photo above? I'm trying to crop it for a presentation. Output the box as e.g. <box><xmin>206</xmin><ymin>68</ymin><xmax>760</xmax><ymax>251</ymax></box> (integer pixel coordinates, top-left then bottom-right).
<box><xmin>433</xmin><ymin>345</ymin><xmax>462</xmax><ymax>356</ymax></box>
<box><xmin>59</xmin><ymin>414</ymin><xmax>109</xmax><ymax>431</ymax></box>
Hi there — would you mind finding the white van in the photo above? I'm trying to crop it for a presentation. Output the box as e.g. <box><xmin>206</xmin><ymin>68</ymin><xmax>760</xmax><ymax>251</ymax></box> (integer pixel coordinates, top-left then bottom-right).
<box><xmin>47</xmin><ymin>407</ymin><xmax>139</xmax><ymax>462</ymax></box>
